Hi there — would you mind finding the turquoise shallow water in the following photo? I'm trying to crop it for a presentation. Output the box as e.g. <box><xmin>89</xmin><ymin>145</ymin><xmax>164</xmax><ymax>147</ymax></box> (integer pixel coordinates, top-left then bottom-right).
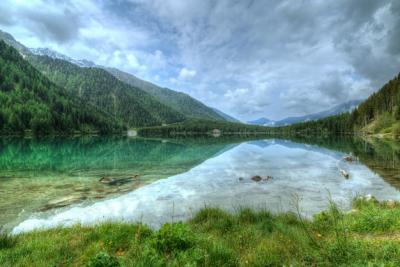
<box><xmin>0</xmin><ymin>137</ymin><xmax>235</xmax><ymax>229</ymax></box>
<box><xmin>1</xmin><ymin>136</ymin><xmax>398</xmax><ymax>233</ymax></box>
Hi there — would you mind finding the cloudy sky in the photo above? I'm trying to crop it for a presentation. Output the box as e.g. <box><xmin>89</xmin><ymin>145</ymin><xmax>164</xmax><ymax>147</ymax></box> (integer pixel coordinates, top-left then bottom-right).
<box><xmin>1</xmin><ymin>0</ymin><xmax>399</xmax><ymax>120</ymax></box>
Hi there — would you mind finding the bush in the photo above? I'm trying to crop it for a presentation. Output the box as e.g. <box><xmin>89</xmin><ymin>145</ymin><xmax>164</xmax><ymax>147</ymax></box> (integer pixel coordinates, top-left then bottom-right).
<box><xmin>86</xmin><ymin>252</ymin><xmax>120</xmax><ymax>267</ymax></box>
<box><xmin>154</xmin><ymin>223</ymin><xmax>196</xmax><ymax>253</ymax></box>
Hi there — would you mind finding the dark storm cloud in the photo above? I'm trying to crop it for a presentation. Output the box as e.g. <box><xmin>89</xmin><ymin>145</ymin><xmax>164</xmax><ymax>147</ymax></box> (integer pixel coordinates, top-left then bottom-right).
<box><xmin>21</xmin><ymin>8</ymin><xmax>81</xmax><ymax>43</ymax></box>
<box><xmin>0</xmin><ymin>0</ymin><xmax>82</xmax><ymax>44</ymax></box>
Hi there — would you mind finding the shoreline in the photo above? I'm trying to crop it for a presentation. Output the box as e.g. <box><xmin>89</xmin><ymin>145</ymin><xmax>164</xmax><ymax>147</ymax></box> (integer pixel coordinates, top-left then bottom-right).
<box><xmin>1</xmin><ymin>197</ymin><xmax>399</xmax><ymax>266</ymax></box>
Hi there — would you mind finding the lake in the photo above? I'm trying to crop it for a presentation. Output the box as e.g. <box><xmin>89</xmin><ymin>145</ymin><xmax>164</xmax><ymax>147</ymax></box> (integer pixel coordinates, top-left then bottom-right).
<box><xmin>0</xmin><ymin>136</ymin><xmax>399</xmax><ymax>234</ymax></box>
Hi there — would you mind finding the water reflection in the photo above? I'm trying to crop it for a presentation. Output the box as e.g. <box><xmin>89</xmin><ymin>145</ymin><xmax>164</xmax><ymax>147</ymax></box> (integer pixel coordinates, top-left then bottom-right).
<box><xmin>285</xmin><ymin>136</ymin><xmax>400</xmax><ymax>189</ymax></box>
<box><xmin>12</xmin><ymin>137</ymin><xmax>400</xmax><ymax>234</ymax></box>
<box><xmin>0</xmin><ymin>137</ymin><xmax>239</xmax><ymax>228</ymax></box>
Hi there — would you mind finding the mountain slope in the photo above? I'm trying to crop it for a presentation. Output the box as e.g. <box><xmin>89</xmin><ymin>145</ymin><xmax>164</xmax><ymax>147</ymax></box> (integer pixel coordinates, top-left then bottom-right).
<box><xmin>0</xmin><ymin>30</ymin><xmax>233</xmax><ymax>123</ymax></box>
<box><xmin>0</xmin><ymin>41</ymin><xmax>123</xmax><ymax>135</ymax></box>
<box><xmin>106</xmin><ymin>68</ymin><xmax>228</xmax><ymax>121</ymax></box>
<box><xmin>349</xmin><ymin>74</ymin><xmax>400</xmax><ymax>135</ymax></box>
<box><xmin>27</xmin><ymin>55</ymin><xmax>185</xmax><ymax>127</ymax></box>
<box><xmin>211</xmin><ymin>108</ymin><xmax>240</xmax><ymax>122</ymax></box>
<box><xmin>30</xmin><ymin>48</ymin><xmax>96</xmax><ymax>68</ymax></box>
<box><xmin>273</xmin><ymin>74</ymin><xmax>400</xmax><ymax>137</ymax></box>
<box><xmin>249</xmin><ymin>100</ymin><xmax>362</xmax><ymax>126</ymax></box>
<box><xmin>0</xmin><ymin>30</ymin><xmax>185</xmax><ymax>127</ymax></box>
<box><xmin>0</xmin><ymin>30</ymin><xmax>30</xmax><ymax>55</ymax></box>
<box><xmin>247</xmin><ymin>117</ymin><xmax>274</xmax><ymax>126</ymax></box>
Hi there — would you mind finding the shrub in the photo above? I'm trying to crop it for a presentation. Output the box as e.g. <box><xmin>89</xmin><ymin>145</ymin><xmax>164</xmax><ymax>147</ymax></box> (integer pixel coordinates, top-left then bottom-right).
<box><xmin>86</xmin><ymin>252</ymin><xmax>120</xmax><ymax>267</ymax></box>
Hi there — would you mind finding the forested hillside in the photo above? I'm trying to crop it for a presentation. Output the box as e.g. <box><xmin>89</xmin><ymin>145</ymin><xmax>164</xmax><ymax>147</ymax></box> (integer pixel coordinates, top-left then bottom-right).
<box><xmin>0</xmin><ymin>29</ymin><xmax>233</xmax><ymax>124</ymax></box>
<box><xmin>0</xmin><ymin>41</ymin><xmax>124</xmax><ymax>135</ymax></box>
<box><xmin>275</xmin><ymin>74</ymin><xmax>400</xmax><ymax>137</ymax></box>
<box><xmin>106</xmin><ymin>68</ymin><xmax>228</xmax><ymax>121</ymax></box>
<box><xmin>349</xmin><ymin>74</ymin><xmax>400</xmax><ymax>134</ymax></box>
<box><xmin>27</xmin><ymin>56</ymin><xmax>185</xmax><ymax>127</ymax></box>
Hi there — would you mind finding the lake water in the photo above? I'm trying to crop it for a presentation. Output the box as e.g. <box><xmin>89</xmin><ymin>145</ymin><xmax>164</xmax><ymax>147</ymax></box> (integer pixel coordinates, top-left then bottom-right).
<box><xmin>0</xmin><ymin>136</ymin><xmax>399</xmax><ymax>234</ymax></box>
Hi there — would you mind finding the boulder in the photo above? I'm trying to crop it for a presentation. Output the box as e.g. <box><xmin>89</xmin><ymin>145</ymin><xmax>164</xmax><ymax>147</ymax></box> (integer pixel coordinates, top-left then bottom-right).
<box><xmin>340</xmin><ymin>169</ymin><xmax>349</xmax><ymax>179</ymax></box>
<box><xmin>343</xmin><ymin>155</ymin><xmax>356</xmax><ymax>162</ymax></box>
<box><xmin>251</xmin><ymin>175</ymin><xmax>262</xmax><ymax>182</ymax></box>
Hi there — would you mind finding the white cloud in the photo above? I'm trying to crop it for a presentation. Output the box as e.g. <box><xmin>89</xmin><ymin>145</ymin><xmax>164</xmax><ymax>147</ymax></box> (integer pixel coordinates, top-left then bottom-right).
<box><xmin>178</xmin><ymin>67</ymin><xmax>196</xmax><ymax>80</ymax></box>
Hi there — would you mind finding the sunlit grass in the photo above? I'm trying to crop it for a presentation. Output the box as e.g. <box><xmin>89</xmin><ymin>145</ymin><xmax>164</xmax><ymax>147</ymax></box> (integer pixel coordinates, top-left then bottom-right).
<box><xmin>1</xmin><ymin>198</ymin><xmax>400</xmax><ymax>266</ymax></box>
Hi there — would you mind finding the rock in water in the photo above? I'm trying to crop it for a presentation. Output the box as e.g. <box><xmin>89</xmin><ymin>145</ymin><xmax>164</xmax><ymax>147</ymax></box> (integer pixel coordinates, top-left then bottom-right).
<box><xmin>343</xmin><ymin>155</ymin><xmax>356</xmax><ymax>162</ymax></box>
<box><xmin>340</xmin><ymin>169</ymin><xmax>349</xmax><ymax>179</ymax></box>
<box><xmin>251</xmin><ymin>175</ymin><xmax>262</xmax><ymax>182</ymax></box>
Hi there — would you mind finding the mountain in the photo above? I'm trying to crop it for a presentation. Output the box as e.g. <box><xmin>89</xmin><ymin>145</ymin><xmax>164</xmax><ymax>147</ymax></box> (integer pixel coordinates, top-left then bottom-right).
<box><xmin>28</xmin><ymin>55</ymin><xmax>185</xmax><ymax>127</ymax></box>
<box><xmin>105</xmin><ymin>68</ymin><xmax>228</xmax><ymax>121</ymax></box>
<box><xmin>24</xmin><ymin>43</ymin><xmax>232</xmax><ymax>122</ymax></box>
<box><xmin>30</xmin><ymin>48</ymin><xmax>96</xmax><ymax>68</ymax></box>
<box><xmin>13</xmin><ymin>36</ymin><xmax>231</xmax><ymax>122</ymax></box>
<box><xmin>0</xmin><ymin>30</ymin><xmax>219</xmax><ymax>127</ymax></box>
<box><xmin>211</xmin><ymin>108</ymin><xmax>240</xmax><ymax>122</ymax></box>
<box><xmin>248</xmin><ymin>100</ymin><xmax>362</xmax><ymax>126</ymax></box>
<box><xmin>20</xmin><ymin>38</ymin><xmax>230</xmax><ymax>122</ymax></box>
<box><xmin>272</xmin><ymin>74</ymin><xmax>400</xmax><ymax>137</ymax></box>
<box><xmin>0</xmin><ymin>30</ymin><xmax>30</xmax><ymax>55</ymax></box>
<box><xmin>0</xmin><ymin>41</ymin><xmax>123</xmax><ymax>135</ymax></box>
<box><xmin>349</xmin><ymin>74</ymin><xmax>400</xmax><ymax>135</ymax></box>
<box><xmin>247</xmin><ymin>117</ymin><xmax>275</xmax><ymax>126</ymax></box>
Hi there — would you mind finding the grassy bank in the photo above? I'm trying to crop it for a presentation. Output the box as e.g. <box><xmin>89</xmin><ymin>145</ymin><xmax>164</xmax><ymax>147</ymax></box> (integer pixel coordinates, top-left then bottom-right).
<box><xmin>1</xmin><ymin>198</ymin><xmax>400</xmax><ymax>266</ymax></box>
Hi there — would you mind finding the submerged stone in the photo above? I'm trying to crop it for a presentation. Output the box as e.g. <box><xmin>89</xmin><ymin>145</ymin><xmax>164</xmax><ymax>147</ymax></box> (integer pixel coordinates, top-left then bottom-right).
<box><xmin>41</xmin><ymin>195</ymin><xmax>87</xmax><ymax>211</ymax></box>
<box><xmin>99</xmin><ymin>175</ymin><xmax>139</xmax><ymax>186</ymax></box>
<box><xmin>251</xmin><ymin>175</ymin><xmax>262</xmax><ymax>182</ymax></box>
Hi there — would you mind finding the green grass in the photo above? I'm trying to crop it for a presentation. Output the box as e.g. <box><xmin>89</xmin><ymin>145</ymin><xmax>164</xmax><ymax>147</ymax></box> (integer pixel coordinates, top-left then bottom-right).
<box><xmin>1</xmin><ymin>198</ymin><xmax>400</xmax><ymax>266</ymax></box>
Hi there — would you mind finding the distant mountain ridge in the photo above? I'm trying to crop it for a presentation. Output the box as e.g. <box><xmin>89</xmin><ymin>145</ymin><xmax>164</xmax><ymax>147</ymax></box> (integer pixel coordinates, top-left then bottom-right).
<box><xmin>30</xmin><ymin>48</ymin><xmax>96</xmax><ymax>68</ymax></box>
<box><xmin>29</xmin><ymin>46</ymin><xmax>233</xmax><ymax>122</ymax></box>
<box><xmin>211</xmin><ymin>108</ymin><xmax>241</xmax><ymax>122</ymax></box>
<box><xmin>0</xmin><ymin>30</ymin><xmax>30</xmax><ymax>54</ymax></box>
<box><xmin>0</xmin><ymin>29</ymin><xmax>238</xmax><ymax>124</ymax></box>
<box><xmin>248</xmin><ymin>100</ymin><xmax>363</xmax><ymax>126</ymax></box>
<box><xmin>106</xmin><ymin>67</ymin><xmax>229</xmax><ymax>121</ymax></box>
<box><xmin>247</xmin><ymin>117</ymin><xmax>274</xmax><ymax>126</ymax></box>
<box><xmin>29</xmin><ymin>55</ymin><xmax>185</xmax><ymax>127</ymax></box>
